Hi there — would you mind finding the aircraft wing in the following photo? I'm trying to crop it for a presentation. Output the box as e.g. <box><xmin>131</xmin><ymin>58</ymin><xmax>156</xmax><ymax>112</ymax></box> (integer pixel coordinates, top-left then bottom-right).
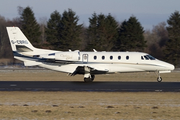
<box><xmin>70</xmin><ymin>65</ymin><xmax>109</xmax><ymax>76</ymax></box>
<box><xmin>87</xmin><ymin>65</ymin><xmax>109</xmax><ymax>73</ymax></box>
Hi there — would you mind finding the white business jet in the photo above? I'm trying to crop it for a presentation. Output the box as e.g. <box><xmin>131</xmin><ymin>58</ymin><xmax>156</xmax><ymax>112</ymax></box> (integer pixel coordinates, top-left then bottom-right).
<box><xmin>6</xmin><ymin>27</ymin><xmax>175</xmax><ymax>82</ymax></box>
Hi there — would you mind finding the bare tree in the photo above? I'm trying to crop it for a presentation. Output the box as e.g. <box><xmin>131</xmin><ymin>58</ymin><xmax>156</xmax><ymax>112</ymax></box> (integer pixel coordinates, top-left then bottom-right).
<box><xmin>0</xmin><ymin>15</ymin><xmax>13</xmax><ymax>58</ymax></box>
<box><xmin>17</xmin><ymin>6</ymin><xmax>24</xmax><ymax>16</ymax></box>
<box><xmin>144</xmin><ymin>22</ymin><xmax>168</xmax><ymax>59</ymax></box>
<box><xmin>39</xmin><ymin>17</ymin><xmax>47</xmax><ymax>43</ymax></box>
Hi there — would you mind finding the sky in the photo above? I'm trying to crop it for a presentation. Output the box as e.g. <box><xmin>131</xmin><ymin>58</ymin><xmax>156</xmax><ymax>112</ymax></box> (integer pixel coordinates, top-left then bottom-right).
<box><xmin>0</xmin><ymin>0</ymin><xmax>180</xmax><ymax>30</ymax></box>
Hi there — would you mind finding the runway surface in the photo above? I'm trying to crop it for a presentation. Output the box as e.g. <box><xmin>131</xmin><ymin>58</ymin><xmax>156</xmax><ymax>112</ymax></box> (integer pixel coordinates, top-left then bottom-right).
<box><xmin>0</xmin><ymin>81</ymin><xmax>180</xmax><ymax>92</ymax></box>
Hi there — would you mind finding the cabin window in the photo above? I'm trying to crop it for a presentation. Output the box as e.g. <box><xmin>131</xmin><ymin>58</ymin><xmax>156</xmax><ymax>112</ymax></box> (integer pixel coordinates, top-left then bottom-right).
<box><xmin>118</xmin><ymin>56</ymin><xmax>121</xmax><ymax>60</ymax></box>
<box><xmin>94</xmin><ymin>56</ymin><xmax>97</xmax><ymax>60</ymax></box>
<box><xmin>102</xmin><ymin>56</ymin><xmax>105</xmax><ymax>60</ymax></box>
<box><xmin>126</xmin><ymin>56</ymin><xmax>129</xmax><ymax>60</ymax></box>
<box><xmin>141</xmin><ymin>56</ymin><xmax>144</xmax><ymax>60</ymax></box>
<box><xmin>110</xmin><ymin>56</ymin><xmax>113</xmax><ymax>60</ymax></box>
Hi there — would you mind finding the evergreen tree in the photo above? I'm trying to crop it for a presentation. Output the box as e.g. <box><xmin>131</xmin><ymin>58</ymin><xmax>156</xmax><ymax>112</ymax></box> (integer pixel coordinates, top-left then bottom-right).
<box><xmin>117</xmin><ymin>16</ymin><xmax>146</xmax><ymax>51</ymax></box>
<box><xmin>46</xmin><ymin>10</ymin><xmax>61</xmax><ymax>49</ymax></box>
<box><xmin>87</xmin><ymin>13</ymin><xmax>119</xmax><ymax>51</ymax></box>
<box><xmin>20</xmin><ymin>6</ymin><xmax>41</xmax><ymax>46</ymax></box>
<box><xmin>105</xmin><ymin>14</ymin><xmax>119</xmax><ymax>51</ymax></box>
<box><xmin>86</xmin><ymin>13</ymin><xmax>98</xmax><ymax>50</ymax></box>
<box><xmin>164</xmin><ymin>11</ymin><xmax>180</xmax><ymax>66</ymax></box>
<box><xmin>95</xmin><ymin>14</ymin><xmax>106</xmax><ymax>50</ymax></box>
<box><xmin>59</xmin><ymin>9</ymin><xmax>83</xmax><ymax>50</ymax></box>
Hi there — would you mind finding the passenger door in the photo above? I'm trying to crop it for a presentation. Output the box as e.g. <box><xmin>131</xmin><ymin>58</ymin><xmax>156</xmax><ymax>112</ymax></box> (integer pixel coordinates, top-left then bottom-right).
<box><xmin>82</xmin><ymin>54</ymin><xmax>88</xmax><ymax>63</ymax></box>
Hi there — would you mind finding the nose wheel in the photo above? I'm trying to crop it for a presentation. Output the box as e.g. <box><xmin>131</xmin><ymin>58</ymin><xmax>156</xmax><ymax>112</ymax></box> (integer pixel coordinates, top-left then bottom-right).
<box><xmin>157</xmin><ymin>76</ymin><xmax>162</xmax><ymax>82</ymax></box>
<box><xmin>156</xmin><ymin>71</ymin><xmax>162</xmax><ymax>82</ymax></box>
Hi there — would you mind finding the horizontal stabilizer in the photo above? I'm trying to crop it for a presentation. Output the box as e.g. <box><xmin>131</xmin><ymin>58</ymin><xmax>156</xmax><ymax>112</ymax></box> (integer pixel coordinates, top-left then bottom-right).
<box><xmin>24</xmin><ymin>61</ymin><xmax>41</xmax><ymax>66</ymax></box>
<box><xmin>159</xmin><ymin>71</ymin><xmax>171</xmax><ymax>73</ymax></box>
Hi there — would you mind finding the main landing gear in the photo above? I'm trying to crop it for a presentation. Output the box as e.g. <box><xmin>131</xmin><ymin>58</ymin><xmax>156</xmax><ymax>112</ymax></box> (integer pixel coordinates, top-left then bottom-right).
<box><xmin>83</xmin><ymin>66</ymin><xmax>95</xmax><ymax>82</ymax></box>
<box><xmin>84</xmin><ymin>74</ymin><xmax>95</xmax><ymax>82</ymax></box>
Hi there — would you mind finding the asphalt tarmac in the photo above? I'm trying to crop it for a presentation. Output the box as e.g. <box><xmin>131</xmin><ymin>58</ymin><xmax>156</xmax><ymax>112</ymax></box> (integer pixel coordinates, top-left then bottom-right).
<box><xmin>0</xmin><ymin>81</ymin><xmax>180</xmax><ymax>92</ymax></box>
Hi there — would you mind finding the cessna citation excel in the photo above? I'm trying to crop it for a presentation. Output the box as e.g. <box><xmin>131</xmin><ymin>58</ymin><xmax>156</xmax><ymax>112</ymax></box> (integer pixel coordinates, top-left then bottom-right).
<box><xmin>6</xmin><ymin>27</ymin><xmax>175</xmax><ymax>82</ymax></box>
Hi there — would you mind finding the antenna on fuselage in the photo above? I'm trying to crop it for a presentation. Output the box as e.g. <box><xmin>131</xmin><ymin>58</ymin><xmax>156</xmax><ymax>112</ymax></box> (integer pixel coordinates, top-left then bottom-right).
<box><xmin>93</xmin><ymin>49</ymin><xmax>97</xmax><ymax>52</ymax></box>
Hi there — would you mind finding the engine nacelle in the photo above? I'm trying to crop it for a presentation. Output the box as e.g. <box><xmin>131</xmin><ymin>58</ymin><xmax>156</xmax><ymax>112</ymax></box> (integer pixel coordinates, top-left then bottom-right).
<box><xmin>55</xmin><ymin>51</ymin><xmax>80</xmax><ymax>61</ymax></box>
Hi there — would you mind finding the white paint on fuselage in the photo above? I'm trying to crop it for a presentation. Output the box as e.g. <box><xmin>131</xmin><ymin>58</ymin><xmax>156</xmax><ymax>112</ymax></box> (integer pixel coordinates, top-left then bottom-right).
<box><xmin>6</xmin><ymin>27</ymin><xmax>175</xmax><ymax>82</ymax></box>
<box><xmin>37</xmin><ymin>51</ymin><xmax>174</xmax><ymax>74</ymax></box>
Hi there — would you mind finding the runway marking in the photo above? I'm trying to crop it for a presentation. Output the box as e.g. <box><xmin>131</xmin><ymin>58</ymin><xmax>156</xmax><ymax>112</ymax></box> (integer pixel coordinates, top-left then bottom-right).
<box><xmin>155</xmin><ymin>90</ymin><xmax>163</xmax><ymax>92</ymax></box>
<box><xmin>10</xmin><ymin>84</ymin><xmax>17</xmax><ymax>87</ymax></box>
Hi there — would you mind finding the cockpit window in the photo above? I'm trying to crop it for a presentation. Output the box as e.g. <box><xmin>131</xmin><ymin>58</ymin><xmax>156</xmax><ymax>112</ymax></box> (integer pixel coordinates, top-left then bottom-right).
<box><xmin>143</xmin><ymin>55</ymin><xmax>156</xmax><ymax>60</ymax></box>
<box><xmin>147</xmin><ymin>55</ymin><xmax>156</xmax><ymax>60</ymax></box>
<box><xmin>144</xmin><ymin>55</ymin><xmax>149</xmax><ymax>60</ymax></box>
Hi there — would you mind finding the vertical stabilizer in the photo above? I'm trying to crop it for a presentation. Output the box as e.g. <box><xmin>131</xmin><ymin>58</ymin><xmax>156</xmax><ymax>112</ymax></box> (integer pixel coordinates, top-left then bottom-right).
<box><xmin>6</xmin><ymin>27</ymin><xmax>35</xmax><ymax>52</ymax></box>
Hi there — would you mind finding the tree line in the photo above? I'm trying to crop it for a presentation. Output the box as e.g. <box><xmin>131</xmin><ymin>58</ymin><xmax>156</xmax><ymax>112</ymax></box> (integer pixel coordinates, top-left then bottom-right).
<box><xmin>0</xmin><ymin>6</ymin><xmax>180</xmax><ymax>67</ymax></box>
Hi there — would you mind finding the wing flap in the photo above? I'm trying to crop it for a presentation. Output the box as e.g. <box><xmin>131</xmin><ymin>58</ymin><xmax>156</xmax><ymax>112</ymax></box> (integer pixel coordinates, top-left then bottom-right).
<box><xmin>87</xmin><ymin>65</ymin><xmax>109</xmax><ymax>72</ymax></box>
<box><xmin>70</xmin><ymin>65</ymin><xmax>109</xmax><ymax>76</ymax></box>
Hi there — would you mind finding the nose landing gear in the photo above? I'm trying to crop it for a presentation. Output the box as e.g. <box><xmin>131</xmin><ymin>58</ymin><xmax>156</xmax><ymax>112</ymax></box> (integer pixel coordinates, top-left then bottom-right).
<box><xmin>156</xmin><ymin>71</ymin><xmax>162</xmax><ymax>82</ymax></box>
<box><xmin>157</xmin><ymin>76</ymin><xmax>162</xmax><ymax>82</ymax></box>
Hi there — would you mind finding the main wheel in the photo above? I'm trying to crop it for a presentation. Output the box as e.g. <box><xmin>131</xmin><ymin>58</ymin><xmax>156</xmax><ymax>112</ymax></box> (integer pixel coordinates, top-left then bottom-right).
<box><xmin>84</xmin><ymin>77</ymin><xmax>93</xmax><ymax>82</ymax></box>
<box><xmin>157</xmin><ymin>77</ymin><xmax>162</xmax><ymax>82</ymax></box>
<box><xmin>84</xmin><ymin>75</ymin><xmax>95</xmax><ymax>82</ymax></box>
<box><xmin>91</xmin><ymin>75</ymin><xmax>95</xmax><ymax>80</ymax></box>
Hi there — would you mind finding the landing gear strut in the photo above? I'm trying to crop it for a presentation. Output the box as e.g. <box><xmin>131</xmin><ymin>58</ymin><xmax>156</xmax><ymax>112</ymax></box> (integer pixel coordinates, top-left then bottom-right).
<box><xmin>157</xmin><ymin>71</ymin><xmax>162</xmax><ymax>82</ymax></box>
<box><xmin>84</xmin><ymin>75</ymin><xmax>95</xmax><ymax>82</ymax></box>
<box><xmin>83</xmin><ymin>66</ymin><xmax>95</xmax><ymax>82</ymax></box>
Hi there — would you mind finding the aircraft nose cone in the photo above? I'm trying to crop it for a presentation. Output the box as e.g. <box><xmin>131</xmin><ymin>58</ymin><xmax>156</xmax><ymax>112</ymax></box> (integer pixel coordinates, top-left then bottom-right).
<box><xmin>158</xmin><ymin>60</ymin><xmax>175</xmax><ymax>71</ymax></box>
<box><xmin>165</xmin><ymin>62</ymin><xmax>175</xmax><ymax>71</ymax></box>
<box><xmin>169</xmin><ymin>64</ymin><xmax>175</xmax><ymax>70</ymax></box>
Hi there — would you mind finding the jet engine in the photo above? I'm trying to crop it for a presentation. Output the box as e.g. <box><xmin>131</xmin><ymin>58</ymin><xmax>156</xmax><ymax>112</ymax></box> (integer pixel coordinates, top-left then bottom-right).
<box><xmin>35</xmin><ymin>51</ymin><xmax>80</xmax><ymax>62</ymax></box>
<box><xmin>54</xmin><ymin>51</ymin><xmax>80</xmax><ymax>61</ymax></box>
